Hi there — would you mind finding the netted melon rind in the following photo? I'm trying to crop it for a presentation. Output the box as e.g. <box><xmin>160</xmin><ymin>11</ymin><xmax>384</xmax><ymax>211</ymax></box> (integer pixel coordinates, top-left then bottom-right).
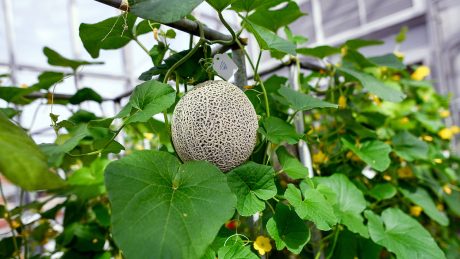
<box><xmin>171</xmin><ymin>80</ymin><xmax>258</xmax><ymax>172</ymax></box>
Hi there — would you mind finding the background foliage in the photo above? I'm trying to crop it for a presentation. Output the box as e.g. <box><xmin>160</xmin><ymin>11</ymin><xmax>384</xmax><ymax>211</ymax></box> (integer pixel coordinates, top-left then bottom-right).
<box><xmin>0</xmin><ymin>0</ymin><xmax>459</xmax><ymax>258</ymax></box>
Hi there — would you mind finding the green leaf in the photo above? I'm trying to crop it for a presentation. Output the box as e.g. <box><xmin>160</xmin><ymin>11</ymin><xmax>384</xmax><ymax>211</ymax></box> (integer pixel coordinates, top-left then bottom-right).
<box><xmin>258</xmin><ymin>116</ymin><xmax>303</xmax><ymax>144</ymax></box>
<box><xmin>69</xmin><ymin>88</ymin><xmax>103</xmax><ymax>105</ymax></box>
<box><xmin>248</xmin><ymin>0</ymin><xmax>304</xmax><ymax>32</ymax></box>
<box><xmin>0</xmin><ymin>236</ymin><xmax>22</xmax><ymax>258</ymax></box>
<box><xmin>206</xmin><ymin>0</ymin><xmax>234</xmax><ymax>11</ymax></box>
<box><xmin>368</xmin><ymin>183</ymin><xmax>397</xmax><ymax>201</ymax></box>
<box><xmin>341</xmin><ymin>138</ymin><xmax>392</xmax><ymax>172</ymax></box>
<box><xmin>365</xmin><ymin>208</ymin><xmax>446</xmax><ymax>259</ymax></box>
<box><xmin>392</xmin><ymin>131</ymin><xmax>428</xmax><ymax>161</ymax></box>
<box><xmin>315</xmin><ymin>174</ymin><xmax>368</xmax><ymax>237</ymax></box>
<box><xmin>285</xmin><ymin>184</ymin><xmax>337</xmax><ymax>230</ymax></box>
<box><xmin>149</xmin><ymin>43</ymin><xmax>168</xmax><ymax>66</ymax></box>
<box><xmin>139</xmin><ymin>46</ymin><xmax>209</xmax><ymax>84</ymax></box>
<box><xmin>79</xmin><ymin>14</ymin><xmax>146</xmax><ymax>58</ymax></box>
<box><xmin>105</xmin><ymin>151</ymin><xmax>236</xmax><ymax>259</ymax></box>
<box><xmin>337</xmin><ymin>67</ymin><xmax>405</xmax><ymax>102</ymax></box>
<box><xmin>278</xmin><ymin>86</ymin><xmax>338</xmax><ymax>111</ymax></box>
<box><xmin>43</xmin><ymin>47</ymin><xmax>102</xmax><ymax>70</ymax></box>
<box><xmin>0</xmin><ymin>113</ymin><xmax>65</xmax><ymax>190</ymax></box>
<box><xmin>368</xmin><ymin>54</ymin><xmax>405</xmax><ymax>70</ymax></box>
<box><xmin>395</xmin><ymin>26</ymin><xmax>408</xmax><ymax>43</ymax></box>
<box><xmin>67</xmin><ymin>158</ymin><xmax>109</xmax><ymax>199</ymax></box>
<box><xmin>400</xmin><ymin>187</ymin><xmax>449</xmax><ymax>226</ymax></box>
<box><xmin>0</xmin><ymin>72</ymin><xmax>65</xmax><ymax>105</ymax></box>
<box><xmin>266</xmin><ymin>203</ymin><xmax>310</xmax><ymax>254</ymax></box>
<box><xmin>243</xmin><ymin>18</ymin><xmax>296</xmax><ymax>55</ymax></box>
<box><xmin>231</xmin><ymin>0</ymin><xmax>275</xmax><ymax>12</ymax></box>
<box><xmin>0</xmin><ymin>108</ymin><xmax>19</xmax><ymax>118</ymax></box>
<box><xmin>276</xmin><ymin>146</ymin><xmax>308</xmax><ymax>179</ymax></box>
<box><xmin>217</xmin><ymin>243</ymin><xmax>259</xmax><ymax>259</ymax></box>
<box><xmin>226</xmin><ymin>162</ymin><xmax>276</xmax><ymax>216</ymax></box>
<box><xmin>297</xmin><ymin>46</ymin><xmax>340</xmax><ymax>59</ymax></box>
<box><xmin>344</xmin><ymin>39</ymin><xmax>383</xmax><ymax>49</ymax></box>
<box><xmin>116</xmin><ymin>80</ymin><xmax>175</xmax><ymax>124</ymax></box>
<box><xmin>129</xmin><ymin>0</ymin><xmax>204</xmax><ymax>23</ymax></box>
<box><xmin>284</xmin><ymin>26</ymin><xmax>308</xmax><ymax>45</ymax></box>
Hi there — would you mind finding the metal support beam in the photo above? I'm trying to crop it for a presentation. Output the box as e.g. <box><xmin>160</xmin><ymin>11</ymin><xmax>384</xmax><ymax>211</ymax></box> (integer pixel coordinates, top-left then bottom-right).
<box><xmin>95</xmin><ymin>0</ymin><xmax>233</xmax><ymax>42</ymax></box>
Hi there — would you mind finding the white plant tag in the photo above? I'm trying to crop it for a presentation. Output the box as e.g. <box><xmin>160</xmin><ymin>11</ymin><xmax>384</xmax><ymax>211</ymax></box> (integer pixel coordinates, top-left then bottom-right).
<box><xmin>212</xmin><ymin>53</ymin><xmax>237</xmax><ymax>80</ymax></box>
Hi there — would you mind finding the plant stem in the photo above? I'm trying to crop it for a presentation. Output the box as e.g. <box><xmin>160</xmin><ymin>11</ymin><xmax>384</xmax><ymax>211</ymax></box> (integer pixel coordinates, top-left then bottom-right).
<box><xmin>67</xmin><ymin>124</ymin><xmax>125</xmax><ymax>157</ymax></box>
<box><xmin>0</xmin><ymin>178</ymin><xmax>20</xmax><ymax>259</ymax></box>
<box><xmin>326</xmin><ymin>226</ymin><xmax>341</xmax><ymax>259</ymax></box>
<box><xmin>287</xmin><ymin>110</ymin><xmax>299</xmax><ymax>123</ymax></box>
<box><xmin>134</xmin><ymin>38</ymin><xmax>150</xmax><ymax>55</ymax></box>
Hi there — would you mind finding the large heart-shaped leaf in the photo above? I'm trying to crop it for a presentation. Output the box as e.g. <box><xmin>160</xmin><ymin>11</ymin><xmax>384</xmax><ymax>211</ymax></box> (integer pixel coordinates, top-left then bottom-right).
<box><xmin>243</xmin><ymin>18</ymin><xmax>296</xmax><ymax>55</ymax></box>
<box><xmin>79</xmin><ymin>13</ymin><xmax>149</xmax><ymax>58</ymax></box>
<box><xmin>266</xmin><ymin>203</ymin><xmax>310</xmax><ymax>254</ymax></box>
<box><xmin>116</xmin><ymin>80</ymin><xmax>176</xmax><ymax>124</ymax></box>
<box><xmin>129</xmin><ymin>0</ymin><xmax>204</xmax><ymax>23</ymax></box>
<box><xmin>285</xmin><ymin>184</ymin><xmax>337</xmax><ymax>230</ymax></box>
<box><xmin>315</xmin><ymin>174</ymin><xmax>368</xmax><ymax>237</ymax></box>
<box><xmin>365</xmin><ymin>208</ymin><xmax>445</xmax><ymax>259</ymax></box>
<box><xmin>226</xmin><ymin>162</ymin><xmax>276</xmax><ymax>216</ymax></box>
<box><xmin>341</xmin><ymin>138</ymin><xmax>391</xmax><ymax>172</ymax></box>
<box><xmin>278</xmin><ymin>87</ymin><xmax>338</xmax><ymax>111</ymax></box>
<box><xmin>105</xmin><ymin>151</ymin><xmax>236</xmax><ymax>259</ymax></box>
<box><xmin>0</xmin><ymin>113</ymin><xmax>65</xmax><ymax>190</ymax></box>
<box><xmin>400</xmin><ymin>186</ymin><xmax>449</xmax><ymax>226</ymax></box>
<box><xmin>337</xmin><ymin>67</ymin><xmax>405</xmax><ymax>102</ymax></box>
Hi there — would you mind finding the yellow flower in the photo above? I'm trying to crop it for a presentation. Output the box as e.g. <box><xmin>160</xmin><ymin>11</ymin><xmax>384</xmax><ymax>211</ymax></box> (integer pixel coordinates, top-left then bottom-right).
<box><xmin>341</xmin><ymin>46</ymin><xmax>347</xmax><ymax>56</ymax></box>
<box><xmin>243</xmin><ymin>85</ymin><xmax>255</xmax><ymax>90</ymax></box>
<box><xmin>451</xmin><ymin>126</ymin><xmax>460</xmax><ymax>134</ymax></box>
<box><xmin>433</xmin><ymin>158</ymin><xmax>442</xmax><ymax>164</ymax></box>
<box><xmin>143</xmin><ymin>133</ymin><xmax>154</xmax><ymax>140</ymax></box>
<box><xmin>394</xmin><ymin>51</ymin><xmax>404</xmax><ymax>59</ymax></box>
<box><xmin>383</xmin><ymin>175</ymin><xmax>392</xmax><ymax>181</ymax></box>
<box><xmin>422</xmin><ymin>135</ymin><xmax>433</xmax><ymax>142</ymax></box>
<box><xmin>411</xmin><ymin>66</ymin><xmax>430</xmax><ymax>81</ymax></box>
<box><xmin>436</xmin><ymin>203</ymin><xmax>444</xmax><ymax>211</ymax></box>
<box><xmin>439</xmin><ymin>110</ymin><xmax>450</xmax><ymax>118</ymax></box>
<box><xmin>410</xmin><ymin>206</ymin><xmax>423</xmax><ymax>217</ymax></box>
<box><xmin>313</xmin><ymin>151</ymin><xmax>328</xmax><ymax>164</ymax></box>
<box><xmin>438</xmin><ymin>128</ymin><xmax>453</xmax><ymax>140</ymax></box>
<box><xmin>397</xmin><ymin>166</ymin><xmax>413</xmax><ymax>178</ymax></box>
<box><xmin>134</xmin><ymin>144</ymin><xmax>144</xmax><ymax>150</ymax></box>
<box><xmin>399</xmin><ymin>117</ymin><xmax>409</xmax><ymax>125</ymax></box>
<box><xmin>253</xmin><ymin>236</ymin><xmax>272</xmax><ymax>255</ymax></box>
<box><xmin>442</xmin><ymin>184</ymin><xmax>452</xmax><ymax>195</ymax></box>
<box><xmin>391</xmin><ymin>74</ymin><xmax>401</xmax><ymax>81</ymax></box>
<box><xmin>346</xmin><ymin>151</ymin><xmax>361</xmax><ymax>162</ymax></box>
<box><xmin>370</xmin><ymin>94</ymin><xmax>381</xmax><ymax>106</ymax></box>
<box><xmin>20</xmin><ymin>83</ymin><xmax>28</xmax><ymax>88</ymax></box>
<box><xmin>153</xmin><ymin>28</ymin><xmax>159</xmax><ymax>41</ymax></box>
<box><xmin>11</xmin><ymin>219</ymin><xmax>21</xmax><ymax>229</ymax></box>
<box><xmin>338</xmin><ymin>95</ymin><xmax>347</xmax><ymax>109</ymax></box>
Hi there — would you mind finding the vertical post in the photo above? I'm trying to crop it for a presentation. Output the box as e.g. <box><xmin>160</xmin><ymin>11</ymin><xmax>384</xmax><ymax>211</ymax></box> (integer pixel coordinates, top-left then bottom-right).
<box><xmin>289</xmin><ymin>63</ymin><xmax>314</xmax><ymax>178</ymax></box>
<box><xmin>2</xmin><ymin>0</ymin><xmax>17</xmax><ymax>85</ymax></box>
<box><xmin>231</xmin><ymin>47</ymin><xmax>248</xmax><ymax>88</ymax></box>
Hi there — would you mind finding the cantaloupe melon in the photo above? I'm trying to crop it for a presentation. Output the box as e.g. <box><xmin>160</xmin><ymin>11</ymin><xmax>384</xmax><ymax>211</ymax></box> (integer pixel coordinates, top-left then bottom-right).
<box><xmin>171</xmin><ymin>80</ymin><xmax>258</xmax><ymax>172</ymax></box>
